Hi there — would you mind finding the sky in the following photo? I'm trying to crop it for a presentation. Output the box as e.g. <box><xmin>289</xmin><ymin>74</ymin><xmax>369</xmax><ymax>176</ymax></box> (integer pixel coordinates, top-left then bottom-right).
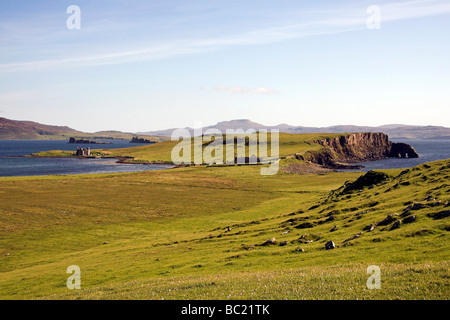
<box><xmin>0</xmin><ymin>0</ymin><xmax>449</xmax><ymax>132</ymax></box>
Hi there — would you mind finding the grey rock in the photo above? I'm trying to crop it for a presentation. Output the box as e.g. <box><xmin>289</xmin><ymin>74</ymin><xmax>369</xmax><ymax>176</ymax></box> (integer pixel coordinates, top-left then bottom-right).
<box><xmin>262</xmin><ymin>238</ymin><xmax>277</xmax><ymax>246</ymax></box>
<box><xmin>325</xmin><ymin>240</ymin><xmax>335</xmax><ymax>250</ymax></box>
<box><xmin>402</xmin><ymin>215</ymin><xmax>416</xmax><ymax>224</ymax></box>
<box><xmin>390</xmin><ymin>221</ymin><xmax>401</xmax><ymax>230</ymax></box>
<box><xmin>377</xmin><ymin>214</ymin><xmax>397</xmax><ymax>226</ymax></box>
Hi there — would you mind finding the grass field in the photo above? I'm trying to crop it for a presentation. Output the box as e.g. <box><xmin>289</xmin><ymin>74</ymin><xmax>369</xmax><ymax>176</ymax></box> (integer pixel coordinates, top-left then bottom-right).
<box><xmin>30</xmin><ymin>132</ymin><xmax>343</xmax><ymax>164</ymax></box>
<box><xmin>1</xmin><ymin>152</ymin><xmax>449</xmax><ymax>299</ymax></box>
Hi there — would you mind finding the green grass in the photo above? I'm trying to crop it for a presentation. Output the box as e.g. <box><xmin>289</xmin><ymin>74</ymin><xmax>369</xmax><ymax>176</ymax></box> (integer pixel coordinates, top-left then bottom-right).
<box><xmin>0</xmin><ymin>152</ymin><xmax>449</xmax><ymax>299</ymax></box>
<box><xmin>30</xmin><ymin>132</ymin><xmax>345</xmax><ymax>164</ymax></box>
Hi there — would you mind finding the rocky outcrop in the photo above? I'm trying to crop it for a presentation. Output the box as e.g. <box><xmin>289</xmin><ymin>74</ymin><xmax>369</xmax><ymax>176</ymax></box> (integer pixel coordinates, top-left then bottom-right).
<box><xmin>387</xmin><ymin>142</ymin><xmax>419</xmax><ymax>158</ymax></box>
<box><xmin>130</xmin><ymin>136</ymin><xmax>157</xmax><ymax>144</ymax></box>
<box><xmin>341</xmin><ymin>170</ymin><xmax>390</xmax><ymax>194</ymax></box>
<box><xmin>298</xmin><ymin>132</ymin><xmax>418</xmax><ymax>168</ymax></box>
<box><xmin>69</xmin><ymin>137</ymin><xmax>110</xmax><ymax>144</ymax></box>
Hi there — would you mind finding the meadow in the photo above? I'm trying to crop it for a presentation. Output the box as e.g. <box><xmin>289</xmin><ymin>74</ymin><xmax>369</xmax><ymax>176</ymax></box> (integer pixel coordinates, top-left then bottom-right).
<box><xmin>1</xmin><ymin>134</ymin><xmax>449</xmax><ymax>300</ymax></box>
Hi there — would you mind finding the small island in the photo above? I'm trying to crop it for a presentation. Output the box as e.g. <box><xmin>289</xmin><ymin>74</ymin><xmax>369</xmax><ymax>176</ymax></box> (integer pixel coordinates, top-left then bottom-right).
<box><xmin>130</xmin><ymin>136</ymin><xmax>157</xmax><ymax>144</ymax></box>
<box><xmin>69</xmin><ymin>137</ymin><xmax>111</xmax><ymax>144</ymax></box>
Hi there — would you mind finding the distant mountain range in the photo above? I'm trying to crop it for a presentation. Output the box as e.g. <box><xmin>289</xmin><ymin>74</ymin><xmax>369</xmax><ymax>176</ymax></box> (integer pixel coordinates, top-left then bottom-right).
<box><xmin>139</xmin><ymin>119</ymin><xmax>450</xmax><ymax>140</ymax></box>
<box><xmin>1</xmin><ymin>117</ymin><xmax>449</xmax><ymax>140</ymax></box>
<box><xmin>0</xmin><ymin>117</ymin><xmax>165</xmax><ymax>141</ymax></box>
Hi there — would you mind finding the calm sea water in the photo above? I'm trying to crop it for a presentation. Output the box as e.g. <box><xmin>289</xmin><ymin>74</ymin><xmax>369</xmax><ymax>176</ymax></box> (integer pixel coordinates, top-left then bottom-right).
<box><xmin>0</xmin><ymin>139</ymin><xmax>448</xmax><ymax>177</ymax></box>
<box><xmin>349</xmin><ymin>139</ymin><xmax>450</xmax><ymax>172</ymax></box>
<box><xmin>0</xmin><ymin>140</ymin><xmax>172</xmax><ymax>177</ymax></box>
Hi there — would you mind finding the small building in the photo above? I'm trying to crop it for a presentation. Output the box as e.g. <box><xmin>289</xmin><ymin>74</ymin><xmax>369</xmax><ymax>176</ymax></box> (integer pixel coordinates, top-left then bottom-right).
<box><xmin>76</xmin><ymin>147</ymin><xmax>90</xmax><ymax>156</ymax></box>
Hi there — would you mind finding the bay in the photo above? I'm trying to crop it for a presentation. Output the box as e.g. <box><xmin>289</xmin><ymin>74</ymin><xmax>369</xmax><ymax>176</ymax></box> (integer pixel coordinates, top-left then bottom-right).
<box><xmin>0</xmin><ymin>140</ymin><xmax>172</xmax><ymax>177</ymax></box>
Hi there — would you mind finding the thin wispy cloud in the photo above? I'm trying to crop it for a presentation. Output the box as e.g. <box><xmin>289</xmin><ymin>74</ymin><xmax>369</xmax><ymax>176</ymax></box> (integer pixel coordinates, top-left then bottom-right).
<box><xmin>0</xmin><ymin>0</ymin><xmax>449</xmax><ymax>72</ymax></box>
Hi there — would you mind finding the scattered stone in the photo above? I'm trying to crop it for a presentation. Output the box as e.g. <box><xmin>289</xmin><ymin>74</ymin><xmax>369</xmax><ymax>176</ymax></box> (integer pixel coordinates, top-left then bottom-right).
<box><xmin>225</xmin><ymin>226</ymin><xmax>231</xmax><ymax>232</ymax></box>
<box><xmin>402</xmin><ymin>215</ymin><xmax>416</xmax><ymax>224</ymax></box>
<box><xmin>376</xmin><ymin>214</ymin><xmax>397</xmax><ymax>226</ymax></box>
<box><xmin>325</xmin><ymin>240</ymin><xmax>335</xmax><ymax>250</ymax></box>
<box><xmin>103</xmin><ymin>241</ymin><xmax>108</xmax><ymax>245</ymax></box>
<box><xmin>319</xmin><ymin>215</ymin><xmax>335</xmax><ymax>224</ymax></box>
<box><xmin>295</xmin><ymin>222</ymin><xmax>315</xmax><ymax>229</ymax></box>
<box><xmin>294</xmin><ymin>247</ymin><xmax>305</xmax><ymax>253</ymax></box>
<box><xmin>241</xmin><ymin>244</ymin><xmax>255</xmax><ymax>251</ymax></box>
<box><xmin>262</xmin><ymin>238</ymin><xmax>277</xmax><ymax>246</ymax></box>
<box><xmin>425</xmin><ymin>195</ymin><xmax>435</xmax><ymax>202</ymax></box>
<box><xmin>433</xmin><ymin>201</ymin><xmax>442</xmax><ymax>207</ymax></box>
<box><xmin>344</xmin><ymin>232</ymin><xmax>362</xmax><ymax>242</ymax></box>
<box><xmin>330</xmin><ymin>225</ymin><xmax>338</xmax><ymax>232</ymax></box>
<box><xmin>279</xmin><ymin>241</ymin><xmax>288</xmax><ymax>246</ymax></box>
<box><xmin>390</xmin><ymin>221</ymin><xmax>401</xmax><ymax>230</ymax></box>
<box><xmin>428</xmin><ymin>210</ymin><xmax>450</xmax><ymax>220</ymax></box>
<box><xmin>363</xmin><ymin>224</ymin><xmax>375</xmax><ymax>232</ymax></box>
<box><xmin>412</xmin><ymin>203</ymin><xmax>427</xmax><ymax>210</ymax></box>
<box><xmin>281</xmin><ymin>230</ymin><xmax>290</xmax><ymax>235</ymax></box>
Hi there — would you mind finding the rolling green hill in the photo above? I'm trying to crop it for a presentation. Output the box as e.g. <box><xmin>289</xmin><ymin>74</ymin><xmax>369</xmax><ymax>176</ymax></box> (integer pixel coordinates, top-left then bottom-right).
<box><xmin>0</xmin><ymin>155</ymin><xmax>448</xmax><ymax>299</ymax></box>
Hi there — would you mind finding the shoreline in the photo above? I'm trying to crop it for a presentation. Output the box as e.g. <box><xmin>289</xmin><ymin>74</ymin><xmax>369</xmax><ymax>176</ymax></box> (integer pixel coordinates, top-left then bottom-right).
<box><xmin>27</xmin><ymin>154</ymin><xmax>174</xmax><ymax>166</ymax></box>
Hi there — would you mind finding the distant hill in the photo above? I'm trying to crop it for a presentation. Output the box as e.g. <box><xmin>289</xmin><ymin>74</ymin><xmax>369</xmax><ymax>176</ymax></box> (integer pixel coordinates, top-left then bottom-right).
<box><xmin>139</xmin><ymin>119</ymin><xmax>450</xmax><ymax>140</ymax></box>
<box><xmin>0</xmin><ymin>117</ymin><xmax>167</xmax><ymax>141</ymax></box>
<box><xmin>0</xmin><ymin>117</ymin><xmax>83</xmax><ymax>140</ymax></box>
<box><xmin>2</xmin><ymin>117</ymin><xmax>449</xmax><ymax>140</ymax></box>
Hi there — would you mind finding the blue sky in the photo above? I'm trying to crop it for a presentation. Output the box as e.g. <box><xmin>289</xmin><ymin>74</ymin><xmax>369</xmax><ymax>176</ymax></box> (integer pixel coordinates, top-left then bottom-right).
<box><xmin>1</xmin><ymin>0</ymin><xmax>449</xmax><ymax>132</ymax></box>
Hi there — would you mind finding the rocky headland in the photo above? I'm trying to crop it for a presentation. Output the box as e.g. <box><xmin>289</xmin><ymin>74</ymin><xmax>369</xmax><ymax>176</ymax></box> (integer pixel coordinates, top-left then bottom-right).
<box><xmin>297</xmin><ymin>132</ymin><xmax>419</xmax><ymax>169</ymax></box>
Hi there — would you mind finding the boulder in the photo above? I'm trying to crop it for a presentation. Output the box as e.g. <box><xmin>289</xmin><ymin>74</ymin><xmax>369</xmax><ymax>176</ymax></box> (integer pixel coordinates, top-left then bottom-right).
<box><xmin>344</xmin><ymin>232</ymin><xmax>362</xmax><ymax>242</ymax></box>
<box><xmin>376</xmin><ymin>214</ymin><xmax>397</xmax><ymax>226</ymax></box>
<box><xmin>390</xmin><ymin>221</ymin><xmax>401</xmax><ymax>230</ymax></box>
<box><xmin>433</xmin><ymin>201</ymin><xmax>442</xmax><ymax>207</ymax></box>
<box><xmin>402</xmin><ymin>215</ymin><xmax>416</xmax><ymax>224</ymax></box>
<box><xmin>428</xmin><ymin>210</ymin><xmax>450</xmax><ymax>220</ymax></box>
<box><xmin>295</xmin><ymin>222</ymin><xmax>315</xmax><ymax>229</ymax></box>
<box><xmin>325</xmin><ymin>240</ymin><xmax>335</xmax><ymax>250</ymax></box>
<box><xmin>262</xmin><ymin>238</ymin><xmax>277</xmax><ymax>246</ymax></box>
<box><xmin>412</xmin><ymin>203</ymin><xmax>427</xmax><ymax>210</ymax></box>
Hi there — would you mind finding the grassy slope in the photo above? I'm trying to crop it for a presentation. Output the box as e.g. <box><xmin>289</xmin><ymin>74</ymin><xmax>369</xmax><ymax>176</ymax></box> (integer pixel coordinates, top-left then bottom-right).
<box><xmin>0</xmin><ymin>156</ymin><xmax>449</xmax><ymax>299</ymax></box>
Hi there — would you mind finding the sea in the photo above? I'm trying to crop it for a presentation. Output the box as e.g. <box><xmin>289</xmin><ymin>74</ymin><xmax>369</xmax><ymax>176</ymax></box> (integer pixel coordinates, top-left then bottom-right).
<box><xmin>0</xmin><ymin>139</ymin><xmax>449</xmax><ymax>177</ymax></box>
<box><xmin>349</xmin><ymin>139</ymin><xmax>450</xmax><ymax>172</ymax></box>
<box><xmin>0</xmin><ymin>140</ymin><xmax>173</xmax><ymax>177</ymax></box>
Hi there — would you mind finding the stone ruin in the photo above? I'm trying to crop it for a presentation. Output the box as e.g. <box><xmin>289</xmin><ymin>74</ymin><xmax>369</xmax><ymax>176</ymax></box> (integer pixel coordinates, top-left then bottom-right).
<box><xmin>75</xmin><ymin>147</ymin><xmax>90</xmax><ymax>156</ymax></box>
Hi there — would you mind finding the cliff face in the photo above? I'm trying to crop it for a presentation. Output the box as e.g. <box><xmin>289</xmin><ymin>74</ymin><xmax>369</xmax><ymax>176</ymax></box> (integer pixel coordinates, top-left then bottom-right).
<box><xmin>299</xmin><ymin>132</ymin><xmax>418</xmax><ymax>168</ymax></box>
